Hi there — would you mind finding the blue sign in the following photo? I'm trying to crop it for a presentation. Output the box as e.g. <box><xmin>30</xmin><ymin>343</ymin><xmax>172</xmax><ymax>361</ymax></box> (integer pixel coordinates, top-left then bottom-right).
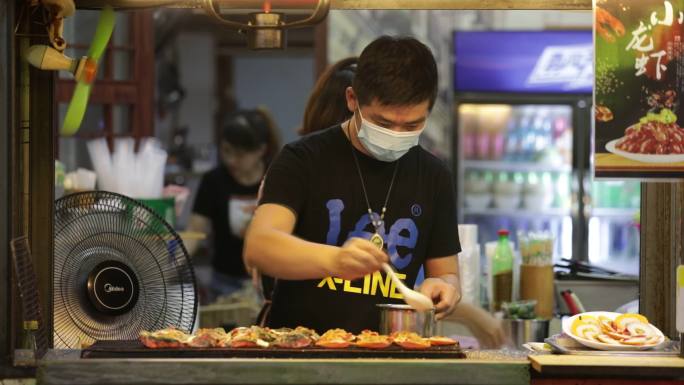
<box><xmin>454</xmin><ymin>31</ymin><xmax>593</xmax><ymax>94</ymax></box>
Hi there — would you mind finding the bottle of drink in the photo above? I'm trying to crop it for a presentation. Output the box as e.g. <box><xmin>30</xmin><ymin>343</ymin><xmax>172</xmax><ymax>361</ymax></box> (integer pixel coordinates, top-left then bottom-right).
<box><xmin>519</xmin><ymin>108</ymin><xmax>535</xmax><ymax>161</ymax></box>
<box><xmin>483</xmin><ymin>170</ymin><xmax>494</xmax><ymax>185</ymax></box>
<box><xmin>513</xmin><ymin>171</ymin><xmax>525</xmax><ymax>185</ymax></box>
<box><xmin>541</xmin><ymin>171</ymin><xmax>553</xmax><ymax>208</ymax></box>
<box><xmin>492</xmin><ymin>229</ymin><xmax>514</xmax><ymax>311</ymax></box>
<box><xmin>533</xmin><ymin>108</ymin><xmax>551</xmax><ymax>159</ymax></box>
<box><xmin>557</xmin><ymin>172</ymin><xmax>570</xmax><ymax>210</ymax></box>
<box><xmin>592</xmin><ymin>180</ymin><xmax>602</xmax><ymax>208</ymax></box>
<box><xmin>16</xmin><ymin>320</ymin><xmax>38</xmax><ymax>365</ymax></box>
<box><xmin>631</xmin><ymin>181</ymin><xmax>641</xmax><ymax>209</ymax></box>
<box><xmin>504</xmin><ymin>109</ymin><xmax>519</xmax><ymax>161</ymax></box>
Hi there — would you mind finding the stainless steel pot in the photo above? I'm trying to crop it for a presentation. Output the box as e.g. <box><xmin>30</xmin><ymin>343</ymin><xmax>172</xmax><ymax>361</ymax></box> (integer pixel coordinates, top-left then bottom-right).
<box><xmin>377</xmin><ymin>304</ymin><xmax>435</xmax><ymax>337</ymax></box>
<box><xmin>501</xmin><ymin>319</ymin><xmax>549</xmax><ymax>349</ymax></box>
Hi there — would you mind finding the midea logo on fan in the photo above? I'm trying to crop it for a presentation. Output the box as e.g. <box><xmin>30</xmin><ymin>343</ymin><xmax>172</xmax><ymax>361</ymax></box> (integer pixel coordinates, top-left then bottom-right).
<box><xmin>104</xmin><ymin>283</ymin><xmax>125</xmax><ymax>293</ymax></box>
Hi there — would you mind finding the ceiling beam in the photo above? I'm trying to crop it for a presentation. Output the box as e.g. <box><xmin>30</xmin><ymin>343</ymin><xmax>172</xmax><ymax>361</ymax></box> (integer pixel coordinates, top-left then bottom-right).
<box><xmin>331</xmin><ymin>0</ymin><xmax>591</xmax><ymax>10</ymax></box>
<box><xmin>74</xmin><ymin>0</ymin><xmax>592</xmax><ymax>11</ymax></box>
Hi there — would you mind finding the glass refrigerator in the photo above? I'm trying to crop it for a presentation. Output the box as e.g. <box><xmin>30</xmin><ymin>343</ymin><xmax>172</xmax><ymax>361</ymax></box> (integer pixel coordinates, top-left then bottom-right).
<box><xmin>453</xmin><ymin>31</ymin><xmax>640</xmax><ymax>276</ymax></box>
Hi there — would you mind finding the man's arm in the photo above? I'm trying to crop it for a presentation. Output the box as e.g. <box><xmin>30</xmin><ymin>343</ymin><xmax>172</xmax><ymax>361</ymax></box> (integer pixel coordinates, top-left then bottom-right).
<box><xmin>420</xmin><ymin>256</ymin><xmax>462</xmax><ymax>320</ymax></box>
<box><xmin>445</xmin><ymin>302</ymin><xmax>506</xmax><ymax>348</ymax></box>
<box><xmin>243</xmin><ymin>203</ymin><xmax>388</xmax><ymax>281</ymax></box>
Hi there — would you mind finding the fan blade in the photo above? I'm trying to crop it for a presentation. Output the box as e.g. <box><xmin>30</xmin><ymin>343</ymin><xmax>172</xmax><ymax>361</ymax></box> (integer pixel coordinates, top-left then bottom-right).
<box><xmin>87</xmin><ymin>5</ymin><xmax>116</xmax><ymax>62</ymax></box>
<box><xmin>61</xmin><ymin>81</ymin><xmax>92</xmax><ymax>136</ymax></box>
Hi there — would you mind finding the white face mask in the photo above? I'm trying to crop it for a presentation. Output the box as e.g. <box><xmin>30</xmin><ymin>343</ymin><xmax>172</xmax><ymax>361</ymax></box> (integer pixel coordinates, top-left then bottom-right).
<box><xmin>355</xmin><ymin>108</ymin><xmax>425</xmax><ymax>162</ymax></box>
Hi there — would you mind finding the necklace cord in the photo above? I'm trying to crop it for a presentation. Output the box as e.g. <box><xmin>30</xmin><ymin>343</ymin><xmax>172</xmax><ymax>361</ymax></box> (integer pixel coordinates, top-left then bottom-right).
<box><xmin>345</xmin><ymin>121</ymin><xmax>399</xmax><ymax>230</ymax></box>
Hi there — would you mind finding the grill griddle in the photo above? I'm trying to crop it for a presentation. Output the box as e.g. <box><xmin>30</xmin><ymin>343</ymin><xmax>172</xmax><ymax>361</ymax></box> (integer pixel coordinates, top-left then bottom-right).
<box><xmin>82</xmin><ymin>339</ymin><xmax>466</xmax><ymax>359</ymax></box>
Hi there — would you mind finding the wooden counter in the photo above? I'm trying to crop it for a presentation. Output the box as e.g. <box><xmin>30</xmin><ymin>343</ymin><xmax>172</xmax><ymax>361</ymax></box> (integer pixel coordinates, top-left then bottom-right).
<box><xmin>39</xmin><ymin>349</ymin><xmax>684</xmax><ymax>385</ymax></box>
<box><xmin>530</xmin><ymin>354</ymin><xmax>684</xmax><ymax>380</ymax></box>
<box><xmin>37</xmin><ymin>349</ymin><xmax>530</xmax><ymax>385</ymax></box>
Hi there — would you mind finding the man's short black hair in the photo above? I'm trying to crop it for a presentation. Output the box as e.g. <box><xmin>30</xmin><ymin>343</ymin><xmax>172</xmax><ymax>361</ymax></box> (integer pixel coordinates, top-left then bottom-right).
<box><xmin>353</xmin><ymin>36</ymin><xmax>438</xmax><ymax>109</ymax></box>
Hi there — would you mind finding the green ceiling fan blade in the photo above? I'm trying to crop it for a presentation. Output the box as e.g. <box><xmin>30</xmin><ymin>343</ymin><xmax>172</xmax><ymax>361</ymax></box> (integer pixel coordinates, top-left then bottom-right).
<box><xmin>62</xmin><ymin>6</ymin><xmax>115</xmax><ymax>136</ymax></box>
<box><xmin>62</xmin><ymin>81</ymin><xmax>92</xmax><ymax>136</ymax></box>
<box><xmin>87</xmin><ymin>5</ymin><xmax>116</xmax><ymax>62</ymax></box>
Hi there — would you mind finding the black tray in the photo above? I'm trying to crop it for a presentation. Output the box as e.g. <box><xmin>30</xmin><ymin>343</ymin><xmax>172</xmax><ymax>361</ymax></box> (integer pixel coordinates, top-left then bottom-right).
<box><xmin>82</xmin><ymin>339</ymin><xmax>466</xmax><ymax>359</ymax></box>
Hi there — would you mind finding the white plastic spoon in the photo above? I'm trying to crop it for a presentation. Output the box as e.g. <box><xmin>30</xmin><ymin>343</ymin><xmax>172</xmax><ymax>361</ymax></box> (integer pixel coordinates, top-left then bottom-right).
<box><xmin>382</xmin><ymin>263</ymin><xmax>434</xmax><ymax>312</ymax></box>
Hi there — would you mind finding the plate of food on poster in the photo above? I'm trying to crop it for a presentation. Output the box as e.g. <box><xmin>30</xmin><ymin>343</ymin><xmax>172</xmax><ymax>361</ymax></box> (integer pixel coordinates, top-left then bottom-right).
<box><xmin>594</xmin><ymin>0</ymin><xmax>684</xmax><ymax>178</ymax></box>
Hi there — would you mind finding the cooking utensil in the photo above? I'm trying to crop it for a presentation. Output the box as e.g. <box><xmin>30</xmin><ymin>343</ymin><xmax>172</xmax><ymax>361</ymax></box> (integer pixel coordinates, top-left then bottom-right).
<box><xmin>377</xmin><ymin>304</ymin><xmax>435</xmax><ymax>337</ymax></box>
<box><xmin>381</xmin><ymin>263</ymin><xmax>433</xmax><ymax>311</ymax></box>
<box><xmin>501</xmin><ymin>318</ymin><xmax>549</xmax><ymax>349</ymax></box>
<box><xmin>556</xmin><ymin>258</ymin><xmax>623</xmax><ymax>276</ymax></box>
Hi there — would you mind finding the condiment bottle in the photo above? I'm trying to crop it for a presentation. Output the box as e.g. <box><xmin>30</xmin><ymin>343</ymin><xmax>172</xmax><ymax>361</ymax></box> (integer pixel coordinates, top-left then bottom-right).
<box><xmin>492</xmin><ymin>229</ymin><xmax>514</xmax><ymax>311</ymax></box>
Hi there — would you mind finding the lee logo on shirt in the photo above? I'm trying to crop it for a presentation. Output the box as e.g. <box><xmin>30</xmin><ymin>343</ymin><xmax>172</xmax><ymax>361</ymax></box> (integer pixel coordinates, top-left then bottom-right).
<box><xmin>325</xmin><ymin>199</ymin><xmax>418</xmax><ymax>269</ymax></box>
<box><xmin>317</xmin><ymin>271</ymin><xmax>405</xmax><ymax>299</ymax></box>
<box><xmin>318</xmin><ymin>198</ymin><xmax>417</xmax><ymax>298</ymax></box>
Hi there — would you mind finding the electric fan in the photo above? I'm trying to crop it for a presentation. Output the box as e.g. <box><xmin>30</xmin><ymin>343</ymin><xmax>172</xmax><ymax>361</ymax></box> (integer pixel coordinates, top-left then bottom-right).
<box><xmin>25</xmin><ymin>5</ymin><xmax>115</xmax><ymax>135</ymax></box>
<box><xmin>54</xmin><ymin>191</ymin><xmax>197</xmax><ymax>349</ymax></box>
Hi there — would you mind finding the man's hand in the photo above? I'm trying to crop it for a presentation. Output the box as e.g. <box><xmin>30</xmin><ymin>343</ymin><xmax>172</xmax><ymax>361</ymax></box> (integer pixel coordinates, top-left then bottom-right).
<box><xmin>328</xmin><ymin>237</ymin><xmax>389</xmax><ymax>281</ymax></box>
<box><xmin>446</xmin><ymin>302</ymin><xmax>506</xmax><ymax>349</ymax></box>
<box><xmin>246</xmin><ymin>205</ymin><xmax>388</xmax><ymax>280</ymax></box>
<box><xmin>419</xmin><ymin>277</ymin><xmax>461</xmax><ymax>320</ymax></box>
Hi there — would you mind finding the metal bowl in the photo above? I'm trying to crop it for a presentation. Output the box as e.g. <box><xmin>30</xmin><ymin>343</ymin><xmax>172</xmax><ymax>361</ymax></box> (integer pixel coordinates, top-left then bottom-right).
<box><xmin>501</xmin><ymin>318</ymin><xmax>549</xmax><ymax>349</ymax></box>
<box><xmin>377</xmin><ymin>304</ymin><xmax>435</xmax><ymax>337</ymax></box>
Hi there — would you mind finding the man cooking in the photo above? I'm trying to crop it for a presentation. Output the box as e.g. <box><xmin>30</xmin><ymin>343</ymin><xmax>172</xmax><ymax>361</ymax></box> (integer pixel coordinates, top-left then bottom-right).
<box><xmin>244</xmin><ymin>36</ymin><xmax>461</xmax><ymax>334</ymax></box>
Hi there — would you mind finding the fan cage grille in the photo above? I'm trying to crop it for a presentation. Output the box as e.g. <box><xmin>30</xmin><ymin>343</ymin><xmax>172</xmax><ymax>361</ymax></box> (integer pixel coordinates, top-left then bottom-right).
<box><xmin>54</xmin><ymin>191</ymin><xmax>197</xmax><ymax>349</ymax></box>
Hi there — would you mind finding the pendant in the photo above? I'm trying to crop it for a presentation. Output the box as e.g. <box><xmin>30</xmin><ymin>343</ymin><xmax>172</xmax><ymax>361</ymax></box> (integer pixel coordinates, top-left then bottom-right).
<box><xmin>370</xmin><ymin>212</ymin><xmax>384</xmax><ymax>231</ymax></box>
<box><xmin>370</xmin><ymin>232</ymin><xmax>384</xmax><ymax>249</ymax></box>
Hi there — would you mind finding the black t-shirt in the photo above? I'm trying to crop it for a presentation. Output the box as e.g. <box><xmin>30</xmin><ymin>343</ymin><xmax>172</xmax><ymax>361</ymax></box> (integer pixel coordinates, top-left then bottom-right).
<box><xmin>193</xmin><ymin>165</ymin><xmax>259</xmax><ymax>278</ymax></box>
<box><xmin>260</xmin><ymin>125</ymin><xmax>461</xmax><ymax>334</ymax></box>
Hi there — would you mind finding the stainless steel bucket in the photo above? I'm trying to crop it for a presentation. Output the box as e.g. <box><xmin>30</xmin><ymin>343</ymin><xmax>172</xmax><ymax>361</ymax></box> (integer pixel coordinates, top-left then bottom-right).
<box><xmin>501</xmin><ymin>319</ymin><xmax>549</xmax><ymax>348</ymax></box>
<box><xmin>377</xmin><ymin>304</ymin><xmax>435</xmax><ymax>337</ymax></box>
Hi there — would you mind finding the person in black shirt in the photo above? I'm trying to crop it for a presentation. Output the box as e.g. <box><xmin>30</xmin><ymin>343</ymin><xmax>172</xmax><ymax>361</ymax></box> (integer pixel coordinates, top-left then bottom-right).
<box><xmin>299</xmin><ymin>57</ymin><xmax>357</xmax><ymax>136</ymax></box>
<box><xmin>188</xmin><ymin>109</ymin><xmax>279</xmax><ymax>303</ymax></box>
<box><xmin>244</xmin><ymin>36</ymin><xmax>461</xmax><ymax>334</ymax></box>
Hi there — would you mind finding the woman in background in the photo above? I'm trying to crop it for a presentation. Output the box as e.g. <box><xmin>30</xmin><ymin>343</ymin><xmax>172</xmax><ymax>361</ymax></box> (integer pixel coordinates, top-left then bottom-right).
<box><xmin>252</xmin><ymin>57</ymin><xmax>357</xmax><ymax>324</ymax></box>
<box><xmin>299</xmin><ymin>57</ymin><xmax>358</xmax><ymax>135</ymax></box>
<box><xmin>188</xmin><ymin>108</ymin><xmax>280</xmax><ymax>303</ymax></box>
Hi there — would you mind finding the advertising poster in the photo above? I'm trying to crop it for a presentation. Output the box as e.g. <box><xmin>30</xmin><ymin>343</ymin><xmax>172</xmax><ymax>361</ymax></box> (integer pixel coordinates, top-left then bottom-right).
<box><xmin>595</xmin><ymin>0</ymin><xmax>684</xmax><ymax>178</ymax></box>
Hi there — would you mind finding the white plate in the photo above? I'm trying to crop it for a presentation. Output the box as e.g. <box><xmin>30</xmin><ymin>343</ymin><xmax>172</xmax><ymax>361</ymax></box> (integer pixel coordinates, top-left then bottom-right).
<box><xmin>562</xmin><ymin>311</ymin><xmax>667</xmax><ymax>351</ymax></box>
<box><xmin>606</xmin><ymin>139</ymin><xmax>684</xmax><ymax>163</ymax></box>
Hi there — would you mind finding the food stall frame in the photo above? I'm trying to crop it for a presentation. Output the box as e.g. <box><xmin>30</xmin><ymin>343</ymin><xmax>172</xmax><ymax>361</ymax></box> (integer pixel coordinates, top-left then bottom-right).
<box><xmin>2</xmin><ymin>0</ymin><xmax>684</xmax><ymax>383</ymax></box>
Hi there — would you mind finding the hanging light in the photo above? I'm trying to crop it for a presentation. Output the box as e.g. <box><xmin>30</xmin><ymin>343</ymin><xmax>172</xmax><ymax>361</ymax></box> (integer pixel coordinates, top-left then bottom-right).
<box><xmin>203</xmin><ymin>0</ymin><xmax>330</xmax><ymax>50</ymax></box>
